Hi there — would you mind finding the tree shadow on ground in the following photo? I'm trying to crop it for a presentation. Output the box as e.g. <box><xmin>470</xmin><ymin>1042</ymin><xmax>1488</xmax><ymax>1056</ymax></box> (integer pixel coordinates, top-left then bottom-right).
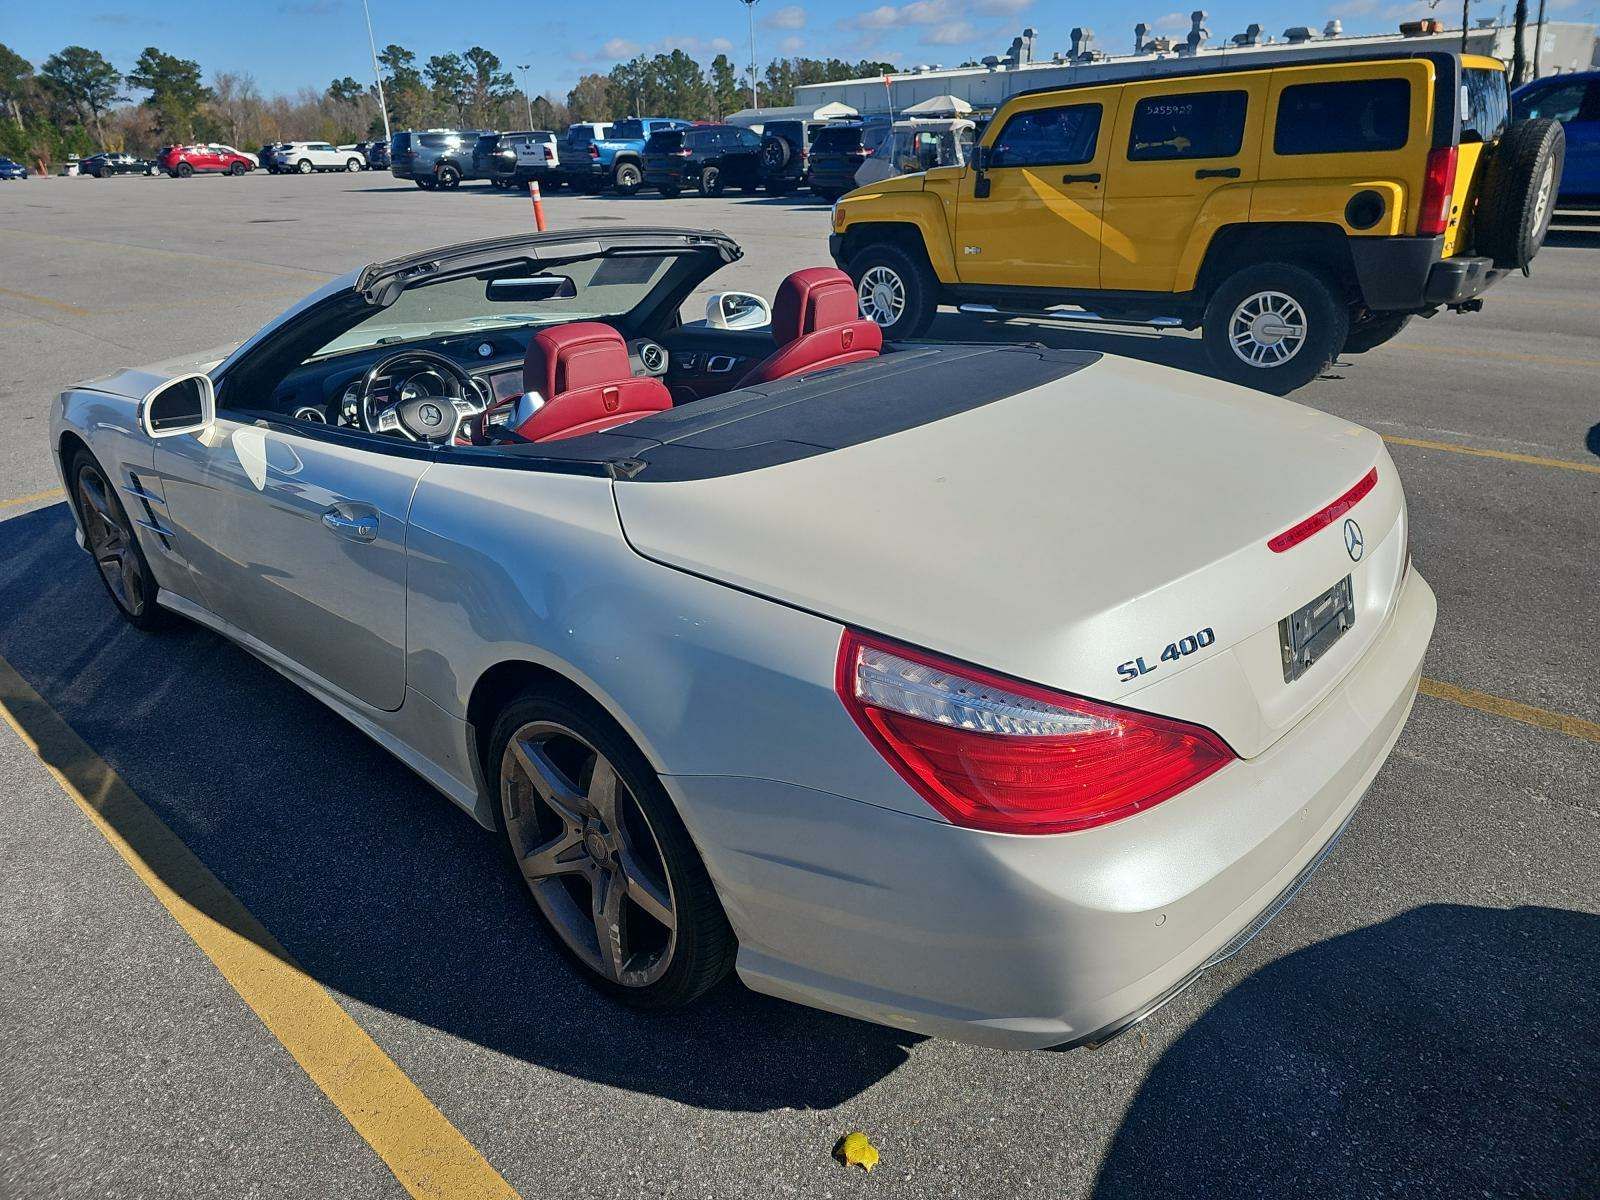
<box><xmin>1095</xmin><ymin>903</ymin><xmax>1600</xmax><ymax>1199</ymax></box>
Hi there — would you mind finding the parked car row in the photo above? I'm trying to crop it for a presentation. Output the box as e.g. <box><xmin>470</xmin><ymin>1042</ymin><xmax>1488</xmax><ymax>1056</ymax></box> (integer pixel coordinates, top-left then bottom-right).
<box><xmin>387</xmin><ymin>116</ymin><xmax>920</xmax><ymax>200</ymax></box>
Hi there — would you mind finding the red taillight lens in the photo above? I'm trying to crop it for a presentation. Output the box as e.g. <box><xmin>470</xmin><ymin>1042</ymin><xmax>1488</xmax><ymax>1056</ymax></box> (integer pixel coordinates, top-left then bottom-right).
<box><xmin>835</xmin><ymin>630</ymin><xmax>1235</xmax><ymax>835</ymax></box>
<box><xmin>588</xmin><ymin>145</ymin><xmax>599</xmax><ymax>159</ymax></box>
<box><xmin>1417</xmin><ymin>145</ymin><xmax>1458</xmax><ymax>237</ymax></box>
<box><xmin>1267</xmin><ymin>467</ymin><xmax>1378</xmax><ymax>553</ymax></box>
<box><xmin>543</xmin><ymin>147</ymin><xmax>554</xmax><ymax>161</ymax></box>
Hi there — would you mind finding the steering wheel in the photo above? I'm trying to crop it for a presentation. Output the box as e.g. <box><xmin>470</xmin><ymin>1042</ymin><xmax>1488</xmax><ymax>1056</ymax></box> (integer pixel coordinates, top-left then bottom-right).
<box><xmin>358</xmin><ymin>349</ymin><xmax>487</xmax><ymax>443</ymax></box>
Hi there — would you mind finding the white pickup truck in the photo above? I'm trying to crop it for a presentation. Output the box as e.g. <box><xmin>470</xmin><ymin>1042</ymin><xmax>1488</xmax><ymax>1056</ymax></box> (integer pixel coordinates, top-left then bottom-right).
<box><xmin>280</xmin><ymin>142</ymin><xmax>366</xmax><ymax>174</ymax></box>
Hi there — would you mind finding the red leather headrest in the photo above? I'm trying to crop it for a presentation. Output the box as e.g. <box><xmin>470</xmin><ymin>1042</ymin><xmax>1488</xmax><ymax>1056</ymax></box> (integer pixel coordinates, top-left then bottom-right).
<box><xmin>523</xmin><ymin>322</ymin><xmax>634</xmax><ymax>401</ymax></box>
<box><xmin>771</xmin><ymin>267</ymin><xmax>860</xmax><ymax>345</ymax></box>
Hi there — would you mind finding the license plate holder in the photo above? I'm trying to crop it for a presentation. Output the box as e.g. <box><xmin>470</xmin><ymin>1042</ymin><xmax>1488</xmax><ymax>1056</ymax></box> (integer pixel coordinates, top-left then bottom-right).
<box><xmin>1279</xmin><ymin>575</ymin><xmax>1355</xmax><ymax>683</ymax></box>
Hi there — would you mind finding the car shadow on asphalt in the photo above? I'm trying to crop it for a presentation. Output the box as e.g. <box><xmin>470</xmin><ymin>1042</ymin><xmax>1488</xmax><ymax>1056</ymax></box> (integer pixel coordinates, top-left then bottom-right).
<box><xmin>1092</xmin><ymin>903</ymin><xmax>1600</xmax><ymax>1199</ymax></box>
<box><xmin>0</xmin><ymin>502</ymin><xmax>920</xmax><ymax>1114</ymax></box>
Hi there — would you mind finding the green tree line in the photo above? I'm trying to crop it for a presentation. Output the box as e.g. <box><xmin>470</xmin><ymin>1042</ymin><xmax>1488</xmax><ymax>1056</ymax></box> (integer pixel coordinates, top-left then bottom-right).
<box><xmin>1</xmin><ymin>38</ymin><xmax>896</xmax><ymax>171</ymax></box>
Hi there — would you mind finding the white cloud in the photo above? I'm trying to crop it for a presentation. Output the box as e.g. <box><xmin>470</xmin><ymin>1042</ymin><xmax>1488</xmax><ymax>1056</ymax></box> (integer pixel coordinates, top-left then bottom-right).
<box><xmin>923</xmin><ymin>20</ymin><xmax>978</xmax><ymax>44</ymax></box>
<box><xmin>781</xmin><ymin>34</ymin><xmax>805</xmax><ymax>52</ymax></box>
<box><xmin>1152</xmin><ymin>11</ymin><xmax>1190</xmax><ymax>32</ymax></box>
<box><xmin>600</xmin><ymin>36</ymin><xmax>641</xmax><ymax>58</ymax></box>
<box><xmin>766</xmin><ymin>4</ymin><xmax>808</xmax><ymax>29</ymax></box>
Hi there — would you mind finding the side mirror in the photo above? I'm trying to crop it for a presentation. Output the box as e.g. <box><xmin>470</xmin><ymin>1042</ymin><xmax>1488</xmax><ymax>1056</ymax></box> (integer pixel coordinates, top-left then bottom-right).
<box><xmin>971</xmin><ymin>143</ymin><xmax>992</xmax><ymax>198</ymax></box>
<box><xmin>140</xmin><ymin>372</ymin><xmax>214</xmax><ymax>439</ymax></box>
<box><xmin>705</xmin><ymin>291</ymin><xmax>772</xmax><ymax>331</ymax></box>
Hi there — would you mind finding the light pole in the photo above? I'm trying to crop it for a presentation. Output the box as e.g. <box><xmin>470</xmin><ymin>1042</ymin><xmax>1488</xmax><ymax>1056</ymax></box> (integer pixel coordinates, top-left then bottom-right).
<box><xmin>517</xmin><ymin>63</ymin><xmax>534</xmax><ymax>128</ymax></box>
<box><xmin>739</xmin><ymin>0</ymin><xmax>760</xmax><ymax>110</ymax></box>
<box><xmin>360</xmin><ymin>0</ymin><xmax>392</xmax><ymax>142</ymax></box>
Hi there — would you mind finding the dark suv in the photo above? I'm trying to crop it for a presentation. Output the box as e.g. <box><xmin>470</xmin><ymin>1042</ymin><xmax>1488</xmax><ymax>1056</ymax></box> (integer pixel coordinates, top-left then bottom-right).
<box><xmin>808</xmin><ymin>120</ymin><xmax>890</xmax><ymax>200</ymax></box>
<box><xmin>642</xmin><ymin>125</ymin><xmax>767</xmax><ymax>196</ymax></box>
<box><xmin>757</xmin><ymin>119</ymin><xmax>824</xmax><ymax>194</ymax></box>
<box><xmin>390</xmin><ymin>129</ymin><xmax>492</xmax><ymax>189</ymax></box>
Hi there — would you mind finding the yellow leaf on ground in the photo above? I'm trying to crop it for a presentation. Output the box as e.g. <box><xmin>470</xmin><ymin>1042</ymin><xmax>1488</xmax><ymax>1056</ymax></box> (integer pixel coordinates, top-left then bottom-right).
<box><xmin>834</xmin><ymin>1131</ymin><xmax>879</xmax><ymax>1172</ymax></box>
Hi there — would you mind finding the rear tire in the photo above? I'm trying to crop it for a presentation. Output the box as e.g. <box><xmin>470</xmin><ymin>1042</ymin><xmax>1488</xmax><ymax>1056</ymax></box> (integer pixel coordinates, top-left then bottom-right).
<box><xmin>613</xmin><ymin>161</ymin><xmax>642</xmax><ymax>194</ymax></box>
<box><xmin>436</xmin><ymin>163</ymin><xmax>460</xmax><ymax>189</ymax></box>
<box><xmin>1473</xmin><ymin>118</ymin><xmax>1565</xmax><ymax>271</ymax></box>
<box><xmin>848</xmin><ymin>240</ymin><xmax>939</xmax><ymax>340</ymax></box>
<box><xmin>175</xmin><ymin>162</ymin><xmax>193</xmax><ymax>178</ymax></box>
<box><xmin>1342</xmin><ymin>312</ymin><xmax>1411</xmax><ymax>355</ymax></box>
<box><xmin>68</xmin><ymin>448</ymin><xmax>175</xmax><ymax>632</ymax></box>
<box><xmin>698</xmin><ymin>165</ymin><xmax>723</xmax><ymax>197</ymax></box>
<box><xmin>345</xmin><ymin>158</ymin><xmax>361</xmax><ymax>172</ymax></box>
<box><xmin>1202</xmin><ymin>262</ymin><xmax>1348</xmax><ymax>394</ymax></box>
<box><xmin>488</xmin><ymin>686</ymin><xmax>735</xmax><ymax>1010</ymax></box>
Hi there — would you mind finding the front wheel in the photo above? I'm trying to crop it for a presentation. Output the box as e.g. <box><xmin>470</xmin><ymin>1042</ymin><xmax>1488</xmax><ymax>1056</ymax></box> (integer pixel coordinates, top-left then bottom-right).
<box><xmin>228</xmin><ymin>161</ymin><xmax>246</xmax><ymax>175</ymax></box>
<box><xmin>69</xmin><ymin>449</ymin><xmax>174</xmax><ymax>631</ymax></box>
<box><xmin>345</xmin><ymin>158</ymin><xmax>361</xmax><ymax>172</ymax></box>
<box><xmin>698</xmin><ymin>165</ymin><xmax>723</xmax><ymax>197</ymax></box>
<box><xmin>848</xmin><ymin>241</ymin><xmax>940</xmax><ymax>340</ymax></box>
<box><xmin>1342</xmin><ymin>312</ymin><xmax>1412</xmax><ymax>355</ymax></box>
<box><xmin>436</xmin><ymin>164</ymin><xmax>460</xmax><ymax>189</ymax></box>
<box><xmin>1201</xmin><ymin>262</ymin><xmax>1349</xmax><ymax>395</ymax></box>
<box><xmin>175</xmin><ymin>162</ymin><xmax>193</xmax><ymax>178</ymax></box>
<box><xmin>296</xmin><ymin>159</ymin><xmax>312</xmax><ymax>174</ymax></box>
<box><xmin>490</xmin><ymin>688</ymin><xmax>735</xmax><ymax>1009</ymax></box>
<box><xmin>612</xmin><ymin>161</ymin><xmax>642</xmax><ymax>194</ymax></box>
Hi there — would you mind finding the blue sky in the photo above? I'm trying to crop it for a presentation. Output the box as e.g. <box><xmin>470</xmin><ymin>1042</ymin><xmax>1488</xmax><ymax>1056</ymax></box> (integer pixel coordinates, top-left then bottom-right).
<box><xmin>8</xmin><ymin>0</ymin><xmax>1594</xmax><ymax>101</ymax></box>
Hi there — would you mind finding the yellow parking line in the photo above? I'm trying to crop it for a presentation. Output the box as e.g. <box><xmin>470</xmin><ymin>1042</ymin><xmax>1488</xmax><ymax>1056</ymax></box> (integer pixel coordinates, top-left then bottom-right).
<box><xmin>1</xmin><ymin>487</ymin><xmax>66</xmax><ymax>510</ymax></box>
<box><xmin>1382</xmin><ymin>435</ymin><xmax>1600</xmax><ymax>476</ymax></box>
<box><xmin>1392</xmin><ymin>342</ymin><xmax>1600</xmax><ymax>369</ymax></box>
<box><xmin>0</xmin><ymin>655</ymin><xmax>521</xmax><ymax>1200</ymax></box>
<box><xmin>1419</xmin><ymin>677</ymin><xmax>1600</xmax><ymax>744</ymax></box>
<box><xmin>0</xmin><ymin>286</ymin><xmax>91</xmax><ymax>317</ymax></box>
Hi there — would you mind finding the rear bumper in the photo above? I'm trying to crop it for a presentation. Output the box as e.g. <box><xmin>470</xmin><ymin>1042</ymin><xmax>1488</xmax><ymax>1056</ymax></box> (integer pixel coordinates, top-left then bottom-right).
<box><xmin>1349</xmin><ymin>236</ymin><xmax>1502</xmax><ymax>310</ymax></box>
<box><xmin>667</xmin><ymin>569</ymin><xmax>1436</xmax><ymax>1050</ymax></box>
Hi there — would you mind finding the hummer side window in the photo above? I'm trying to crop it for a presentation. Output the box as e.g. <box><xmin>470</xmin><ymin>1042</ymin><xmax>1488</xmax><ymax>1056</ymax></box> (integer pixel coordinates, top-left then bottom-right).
<box><xmin>989</xmin><ymin>104</ymin><xmax>1103</xmax><ymax>168</ymax></box>
<box><xmin>1275</xmin><ymin>78</ymin><xmax>1411</xmax><ymax>155</ymax></box>
<box><xmin>1127</xmin><ymin>90</ymin><xmax>1248</xmax><ymax>160</ymax></box>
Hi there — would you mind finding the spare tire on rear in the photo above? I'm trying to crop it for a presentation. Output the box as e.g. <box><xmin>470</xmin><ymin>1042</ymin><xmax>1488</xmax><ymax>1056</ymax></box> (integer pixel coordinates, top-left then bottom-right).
<box><xmin>1472</xmin><ymin>118</ymin><xmax>1564</xmax><ymax>271</ymax></box>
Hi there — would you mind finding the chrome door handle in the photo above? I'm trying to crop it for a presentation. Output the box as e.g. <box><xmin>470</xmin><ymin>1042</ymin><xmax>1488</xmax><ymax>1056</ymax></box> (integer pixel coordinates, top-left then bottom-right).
<box><xmin>321</xmin><ymin>507</ymin><xmax>378</xmax><ymax>542</ymax></box>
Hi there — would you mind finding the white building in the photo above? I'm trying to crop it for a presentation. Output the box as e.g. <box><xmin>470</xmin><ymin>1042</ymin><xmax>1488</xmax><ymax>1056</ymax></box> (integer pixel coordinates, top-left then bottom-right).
<box><xmin>796</xmin><ymin>17</ymin><xmax>1599</xmax><ymax>116</ymax></box>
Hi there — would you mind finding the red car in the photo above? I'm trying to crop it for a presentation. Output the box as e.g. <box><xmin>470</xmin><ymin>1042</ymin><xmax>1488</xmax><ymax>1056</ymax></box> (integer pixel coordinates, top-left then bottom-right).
<box><xmin>158</xmin><ymin>144</ymin><xmax>257</xmax><ymax>177</ymax></box>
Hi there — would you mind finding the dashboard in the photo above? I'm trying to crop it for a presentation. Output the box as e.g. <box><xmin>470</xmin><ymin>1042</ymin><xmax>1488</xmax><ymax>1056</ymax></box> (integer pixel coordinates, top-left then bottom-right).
<box><xmin>269</xmin><ymin>327</ymin><xmax>672</xmax><ymax>430</ymax></box>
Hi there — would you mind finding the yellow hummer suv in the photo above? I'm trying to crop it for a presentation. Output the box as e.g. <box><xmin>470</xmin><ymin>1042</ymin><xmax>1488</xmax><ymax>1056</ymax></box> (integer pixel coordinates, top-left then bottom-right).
<box><xmin>829</xmin><ymin>50</ymin><xmax>1564</xmax><ymax>392</ymax></box>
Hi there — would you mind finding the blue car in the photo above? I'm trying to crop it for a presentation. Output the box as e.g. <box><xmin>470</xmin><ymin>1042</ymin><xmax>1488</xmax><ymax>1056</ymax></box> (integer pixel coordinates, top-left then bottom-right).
<box><xmin>1513</xmin><ymin>70</ymin><xmax>1599</xmax><ymax>202</ymax></box>
<box><xmin>0</xmin><ymin>156</ymin><xmax>28</xmax><ymax>180</ymax></box>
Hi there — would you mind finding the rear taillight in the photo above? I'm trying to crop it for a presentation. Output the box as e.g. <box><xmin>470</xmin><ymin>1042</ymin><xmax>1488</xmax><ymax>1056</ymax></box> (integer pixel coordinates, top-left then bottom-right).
<box><xmin>673</xmin><ymin>147</ymin><xmax>691</xmax><ymax>157</ymax></box>
<box><xmin>1268</xmin><ymin>467</ymin><xmax>1378</xmax><ymax>553</ymax></box>
<box><xmin>588</xmin><ymin>145</ymin><xmax>599</xmax><ymax>159</ymax></box>
<box><xmin>836</xmin><ymin>631</ymin><xmax>1235</xmax><ymax>835</ymax></box>
<box><xmin>544</xmin><ymin>147</ymin><xmax>554</xmax><ymax>161</ymax></box>
<box><xmin>1417</xmin><ymin>145</ymin><xmax>1458</xmax><ymax>237</ymax></box>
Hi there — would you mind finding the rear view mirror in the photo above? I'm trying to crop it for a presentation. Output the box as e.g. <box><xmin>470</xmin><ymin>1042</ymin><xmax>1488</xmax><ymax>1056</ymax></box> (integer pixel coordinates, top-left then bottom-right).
<box><xmin>485</xmin><ymin>275</ymin><xmax>577</xmax><ymax>302</ymax></box>
<box><xmin>706</xmin><ymin>291</ymin><xmax>772</xmax><ymax>330</ymax></box>
<box><xmin>140</xmin><ymin>373</ymin><xmax>214</xmax><ymax>439</ymax></box>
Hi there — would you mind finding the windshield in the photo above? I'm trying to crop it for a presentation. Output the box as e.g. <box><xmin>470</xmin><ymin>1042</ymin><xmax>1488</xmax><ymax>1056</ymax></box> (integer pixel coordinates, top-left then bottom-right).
<box><xmin>309</xmin><ymin>253</ymin><xmax>683</xmax><ymax>358</ymax></box>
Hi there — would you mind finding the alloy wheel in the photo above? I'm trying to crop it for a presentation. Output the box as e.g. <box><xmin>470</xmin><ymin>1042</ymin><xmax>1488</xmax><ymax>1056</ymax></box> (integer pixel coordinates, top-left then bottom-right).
<box><xmin>501</xmin><ymin>720</ymin><xmax>677</xmax><ymax>988</ymax></box>
<box><xmin>857</xmin><ymin>265</ymin><xmax>906</xmax><ymax>326</ymax></box>
<box><xmin>1531</xmin><ymin>159</ymin><xmax>1555</xmax><ymax>244</ymax></box>
<box><xmin>76</xmin><ymin>464</ymin><xmax>145</xmax><ymax>618</ymax></box>
<box><xmin>1227</xmin><ymin>290</ymin><xmax>1308</xmax><ymax>368</ymax></box>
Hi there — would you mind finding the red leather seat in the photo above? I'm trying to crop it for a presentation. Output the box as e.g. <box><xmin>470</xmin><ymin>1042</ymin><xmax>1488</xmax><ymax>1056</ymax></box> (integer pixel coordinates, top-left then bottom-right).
<box><xmin>514</xmin><ymin>322</ymin><xmax>672</xmax><ymax>443</ymax></box>
<box><xmin>736</xmin><ymin>267</ymin><xmax>881</xmax><ymax>388</ymax></box>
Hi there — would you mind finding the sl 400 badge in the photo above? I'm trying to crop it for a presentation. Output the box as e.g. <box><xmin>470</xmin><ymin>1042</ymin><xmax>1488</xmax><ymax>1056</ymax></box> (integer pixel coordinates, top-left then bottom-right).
<box><xmin>1117</xmin><ymin>627</ymin><xmax>1216</xmax><ymax>683</ymax></box>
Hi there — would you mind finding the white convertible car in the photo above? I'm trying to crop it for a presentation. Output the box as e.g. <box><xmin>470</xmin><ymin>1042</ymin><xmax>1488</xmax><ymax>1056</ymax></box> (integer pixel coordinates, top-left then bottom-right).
<box><xmin>50</xmin><ymin>228</ymin><xmax>1435</xmax><ymax>1049</ymax></box>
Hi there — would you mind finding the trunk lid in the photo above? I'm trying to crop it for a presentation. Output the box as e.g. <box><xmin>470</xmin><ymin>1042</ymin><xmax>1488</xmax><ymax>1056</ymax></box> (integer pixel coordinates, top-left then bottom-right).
<box><xmin>612</xmin><ymin>352</ymin><xmax>1404</xmax><ymax>758</ymax></box>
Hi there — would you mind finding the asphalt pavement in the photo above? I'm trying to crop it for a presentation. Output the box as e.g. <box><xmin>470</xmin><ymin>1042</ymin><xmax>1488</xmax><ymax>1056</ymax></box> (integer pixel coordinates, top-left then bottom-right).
<box><xmin>0</xmin><ymin>171</ymin><xmax>1595</xmax><ymax>1199</ymax></box>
